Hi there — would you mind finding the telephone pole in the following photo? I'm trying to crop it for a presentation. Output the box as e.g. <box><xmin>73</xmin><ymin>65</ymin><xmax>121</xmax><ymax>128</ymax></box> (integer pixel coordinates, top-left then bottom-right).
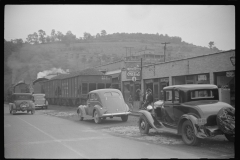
<box><xmin>161</xmin><ymin>42</ymin><xmax>170</xmax><ymax>62</ymax></box>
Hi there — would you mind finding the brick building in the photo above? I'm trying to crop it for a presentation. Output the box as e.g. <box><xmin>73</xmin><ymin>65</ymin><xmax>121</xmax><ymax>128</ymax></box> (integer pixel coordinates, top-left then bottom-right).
<box><xmin>95</xmin><ymin>50</ymin><xmax>235</xmax><ymax>107</ymax></box>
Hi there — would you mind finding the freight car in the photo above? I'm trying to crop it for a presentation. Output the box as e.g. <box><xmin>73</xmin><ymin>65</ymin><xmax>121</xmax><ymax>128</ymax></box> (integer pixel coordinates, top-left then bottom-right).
<box><xmin>42</xmin><ymin>68</ymin><xmax>112</xmax><ymax>106</ymax></box>
<box><xmin>13</xmin><ymin>81</ymin><xmax>30</xmax><ymax>93</ymax></box>
<box><xmin>32</xmin><ymin>77</ymin><xmax>49</xmax><ymax>94</ymax></box>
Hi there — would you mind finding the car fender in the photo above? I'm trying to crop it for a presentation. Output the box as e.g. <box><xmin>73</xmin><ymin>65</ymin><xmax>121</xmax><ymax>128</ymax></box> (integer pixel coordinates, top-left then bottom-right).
<box><xmin>138</xmin><ymin>110</ymin><xmax>161</xmax><ymax>129</ymax></box>
<box><xmin>93</xmin><ymin>105</ymin><xmax>103</xmax><ymax>117</ymax></box>
<box><xmin>9</xmin><ymin>103</ymin><xmax>16</xmax><ymax>109</ymax></box>
<box><xmin>178</xmin><ymin>114</ymin><xmax>199</xmax><ymax>136</ymax></box>
<box><xmin>77</xmin><ymin>105</ymin><xmax>87</xmax><ymax>117</ymax></box>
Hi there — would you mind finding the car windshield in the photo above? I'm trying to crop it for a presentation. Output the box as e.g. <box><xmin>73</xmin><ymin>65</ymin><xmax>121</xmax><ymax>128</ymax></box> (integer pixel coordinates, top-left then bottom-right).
<box><xmin>14</xmin><ymin>95</ymin><xmax>32</xmax><ymax>100</ymax></box>
<box><xmin>33</xmin><ymin>95</ymin><xmax>45</xmax><ymax>100</ymax></box>
<box><xmin>189</xmin><ymin>89</ymin><xmax>218</xmax><ymax>101</ymax></box>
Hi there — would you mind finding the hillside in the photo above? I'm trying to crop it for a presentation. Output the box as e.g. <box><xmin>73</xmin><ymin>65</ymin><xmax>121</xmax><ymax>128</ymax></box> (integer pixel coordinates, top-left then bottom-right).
<box><xmin>6</xmin><ymin>33</ymin><xmax>221</xmax><ymax>84</ymax></box>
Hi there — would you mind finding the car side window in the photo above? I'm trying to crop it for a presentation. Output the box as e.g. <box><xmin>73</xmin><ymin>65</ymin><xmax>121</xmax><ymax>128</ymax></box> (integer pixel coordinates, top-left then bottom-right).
<box><xmin>165</xmin><ymin>90</ymin><xmax>172</xmax><ymax>102</ymax></box>
<box><xmin>174</xmin><ymin>90</ymin><xmax>179</xmax><ymax>103</ymax></box>
<box><xmin>90</xmin><ymin>93</ymin><xmax>95</xmax><ymax>100</ymax></box>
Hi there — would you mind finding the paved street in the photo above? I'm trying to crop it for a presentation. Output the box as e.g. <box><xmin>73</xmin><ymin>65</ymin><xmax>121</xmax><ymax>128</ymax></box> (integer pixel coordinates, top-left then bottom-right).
<box><xmin>4</xmin><ymin>104</ymin><xmax>234</xmax><ymax>159</ymax></box>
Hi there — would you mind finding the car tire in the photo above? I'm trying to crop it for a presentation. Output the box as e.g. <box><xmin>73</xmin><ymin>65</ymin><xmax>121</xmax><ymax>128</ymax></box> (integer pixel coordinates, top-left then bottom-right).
<box><xmin>31</xmin><ymin>110</ymin><xmax>35</xmax><ymax>115</ymax></box>
<box><xmin>77</xmin><ymin>109</ymin><xmax>84</xmax><ymax>121</ymax></box>
<box><xmin>121</xmin><ymin>115</ymin><xmax>128</xmax><ymax>122</ymax></box>
<box><xmin>12</xmin><ymin>110</ymin><xmax>16</xmax><ymax>115</ymax></box>
<box><xmin>138</xmin><ymin>115</ymin><xmax>150</xmax><ymax>134</ymax></box>
<box><xmin>94</xmin><ymin>111</ymin><xmax>102</xmax><ymax>124</ymax></box>
<box><xmin>181</xmin><ymin>120</ymin><xmax>200</xmax><ymax>146</ymax></box>
<box><xmin>225</xmin><ymin>134</ymin><xmax>235</xmax><ymax>142</ymax></box>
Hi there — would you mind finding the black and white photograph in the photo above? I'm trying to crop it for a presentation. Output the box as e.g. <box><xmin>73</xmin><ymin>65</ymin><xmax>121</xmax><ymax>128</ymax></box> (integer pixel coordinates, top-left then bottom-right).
<box><xmin>4</xmin><ymin>5</ymin><xmax>235</xmax><ymax>158</ymax></box>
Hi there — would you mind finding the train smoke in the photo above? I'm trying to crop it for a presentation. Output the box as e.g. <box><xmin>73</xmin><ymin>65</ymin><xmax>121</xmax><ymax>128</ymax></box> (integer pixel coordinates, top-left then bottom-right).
<box><xmin>37</xmin><ymin>68</ymin><xmax>69</xmax><ymax>79</ymax></box>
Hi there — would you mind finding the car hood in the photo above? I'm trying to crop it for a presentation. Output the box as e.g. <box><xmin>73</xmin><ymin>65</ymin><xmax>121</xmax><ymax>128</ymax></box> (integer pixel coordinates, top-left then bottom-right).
<box><xmin>183</xmin><ymin>100</ymin><xmax>233</xmax><ymax>118</ymax></box>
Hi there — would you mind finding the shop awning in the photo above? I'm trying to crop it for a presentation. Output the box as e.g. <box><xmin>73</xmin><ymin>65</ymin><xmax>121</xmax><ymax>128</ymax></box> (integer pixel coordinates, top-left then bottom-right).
<box><xmin>105</xmin><ymin>70</ymin><xmax>121</xmax><ymax>78</ymax></box>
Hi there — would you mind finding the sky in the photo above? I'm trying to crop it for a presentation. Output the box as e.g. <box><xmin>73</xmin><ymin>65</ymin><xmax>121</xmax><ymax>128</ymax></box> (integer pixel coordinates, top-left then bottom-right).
<box><xmin>4</xmin><ymin>5</ymin><xmax>235</xmax><ymax>51</ymax></box>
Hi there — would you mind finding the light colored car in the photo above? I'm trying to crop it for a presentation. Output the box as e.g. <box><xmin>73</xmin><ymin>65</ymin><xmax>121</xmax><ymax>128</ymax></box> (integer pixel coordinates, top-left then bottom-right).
<box><xmin>9</xmin><ymin>93</ymin><xmax>35</xmax><ymax>115</ymax></box>
<box><xmin>33</xmin><ymin>94</ymin><xmax>48</xmax><ymax>109</ymax></box>
<box><xmin>77</xmin><ymin>89</ymin><xmax>130</xmax><ymax>124</ymax></box>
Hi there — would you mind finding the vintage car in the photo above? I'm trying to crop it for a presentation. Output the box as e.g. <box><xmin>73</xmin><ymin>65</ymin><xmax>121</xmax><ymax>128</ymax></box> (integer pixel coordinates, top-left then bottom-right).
<box><xmin>77</xmin><ymin>89</ymin><xmax>130</xmax><ymax>124</ymax></box>
<box><xmin>9</xmin><ymin>93</ymin><xmax>35</xmax><ymax>115</ymax></box>
<box><xmin>138</xmin><ymin>84</ymin><xmax>235</xmax><ymax>145</ymax></box>
<box><xmin>33</xmin><ymin>94</ymin><xmax>48</xmax><ymax>109</ymax></box>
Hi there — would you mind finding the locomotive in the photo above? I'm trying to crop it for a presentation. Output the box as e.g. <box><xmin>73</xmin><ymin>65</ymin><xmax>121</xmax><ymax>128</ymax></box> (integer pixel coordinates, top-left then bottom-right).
<box><xmin>37</xmin><ymin>68</ymin><xmax>112</xmax><ymax>106</ymax></box>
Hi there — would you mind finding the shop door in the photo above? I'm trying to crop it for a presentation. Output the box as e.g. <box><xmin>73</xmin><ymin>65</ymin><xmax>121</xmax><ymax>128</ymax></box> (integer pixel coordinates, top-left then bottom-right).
<box><xmin>153</xmin><ymin>82</ymin><xmax>159</xmax><ymax>102</ymax></box>
<box><xmin>160</xmin><ymin>82</ymin><xmax>168</xmax><ymax>100</ymax></box>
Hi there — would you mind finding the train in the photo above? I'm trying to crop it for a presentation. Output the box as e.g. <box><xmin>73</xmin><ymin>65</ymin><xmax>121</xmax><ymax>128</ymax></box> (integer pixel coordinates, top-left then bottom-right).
<box><xmin>34</xmin><ymin>68</ymin><xmax>112</xmax><ymax>106</ymax></box>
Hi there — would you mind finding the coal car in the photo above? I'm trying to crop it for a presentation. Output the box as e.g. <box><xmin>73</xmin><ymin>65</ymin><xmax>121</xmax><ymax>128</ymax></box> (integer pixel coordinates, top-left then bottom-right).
<box><xmin>42</xmin><ymin>68</ymin><xmax>112</xmax><ymax>106</ymax></box>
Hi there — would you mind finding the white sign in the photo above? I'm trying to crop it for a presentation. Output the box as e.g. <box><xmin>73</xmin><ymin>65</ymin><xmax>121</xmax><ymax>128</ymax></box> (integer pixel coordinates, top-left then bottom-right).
<box><xmin>198</xmin><ymin>75</ymin><xmax>207</xmax><ymax>81</ymax></box>
<box><xmin>132</xmin><ymin>76</ymin><xmax>137</xmax><ymax>82</ymax></box>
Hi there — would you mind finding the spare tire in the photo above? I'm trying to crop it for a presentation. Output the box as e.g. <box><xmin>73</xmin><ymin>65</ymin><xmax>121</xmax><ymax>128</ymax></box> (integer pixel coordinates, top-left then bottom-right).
<box><xmin>216</xmin><ymin>107</ymin><xmax>235</xmax><ymax>135</ymax></box>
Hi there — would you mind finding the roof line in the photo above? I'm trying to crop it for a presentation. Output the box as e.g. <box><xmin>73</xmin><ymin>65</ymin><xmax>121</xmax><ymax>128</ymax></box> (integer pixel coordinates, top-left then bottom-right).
<box><xmin>143</xmin><ymin>49</ymin><xmax>235</xmax><ymax>67</ymax></box>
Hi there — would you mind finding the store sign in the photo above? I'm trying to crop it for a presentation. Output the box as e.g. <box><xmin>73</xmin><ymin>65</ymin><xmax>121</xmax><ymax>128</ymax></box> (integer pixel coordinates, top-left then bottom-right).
<box><xmin>198</xmin><ymin>75</ymin><xmax>207</xmax><ymax>81</ymax></box>
<box><xmin>126</xmin><ymin>68</ymin><xmax>141</xmax><ymax>80</ymax></box>
<box><xmin>160</xmin><ymin>78</ymin><xmax>169</xmax><ymax>83</ymax></box>
<box><xmin>101</xmin><ymin>76</ymin><xmax>111</xmax><ymax>80</ymax></box>
<box><xmin>226</xmin><ymin>71</ymin><xmax>234</xmax><ymax>77</ymax></box>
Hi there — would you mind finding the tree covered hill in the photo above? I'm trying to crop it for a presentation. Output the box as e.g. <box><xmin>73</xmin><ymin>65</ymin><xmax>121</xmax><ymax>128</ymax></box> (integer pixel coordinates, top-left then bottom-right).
<box><xmin>5</xmin><ymin>32</ymin><xmax>221</xmax><ymax>85</ymax></box>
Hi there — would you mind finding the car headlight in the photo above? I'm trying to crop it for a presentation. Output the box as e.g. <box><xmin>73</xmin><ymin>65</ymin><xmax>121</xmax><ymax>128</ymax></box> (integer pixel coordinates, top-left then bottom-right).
<box><xmin>197</xmin><ymin>118</ymin><xmax>207</xmax><ymax>125</ymax></box>
<box><xmin>147</xmin><ymin>105</ymin><xmax>153</xmax><ymax>111</ymax></box>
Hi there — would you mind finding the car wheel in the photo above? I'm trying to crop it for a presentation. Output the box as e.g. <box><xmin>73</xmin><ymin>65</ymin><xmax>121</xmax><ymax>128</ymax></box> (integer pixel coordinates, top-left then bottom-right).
<box><xmin>31</xmin><ymin>110</ymin><xmax>35</xmax><ymax>115</ymax></box>
<box><xmin>138</xmin><ymin>115</ymin><xmax>150</xmax><ymax>134</ymax></box>
<box><xmin>94</xmin><ymin>111</ymin><xmax>102</xmax><ymax>124</ymax></box>
<box><xmin>12</xmin><ymin>110</ymin><xmax>16</xmax><ymax>115</ymax></box>
<box><xmin>181</xmin><ymin>120</ymin><xmax>200</xmax><ymax>146</ymax></box>
<box><xmin>10</xmin><ymin>108</ymin><xmax>12</xmax><ymax>114</ymax></box>
<box><xmin>121</xmin><ymin>115</ymin><xmax>128</xmax><ymax>122</ymax></box>
<box><xmin>101</xmin><ymin>117</ymin><xmax>106</xmax><ymax>120</ymax></box>
<box><xmin>225</xmin><ymin>134</ymin><xmax>235</xmax><ymax>142</ymax></box>
<box><xmin>77</xmin><ymin>109</ymin><xmax>84</xmax><ymax>121</ymax></box>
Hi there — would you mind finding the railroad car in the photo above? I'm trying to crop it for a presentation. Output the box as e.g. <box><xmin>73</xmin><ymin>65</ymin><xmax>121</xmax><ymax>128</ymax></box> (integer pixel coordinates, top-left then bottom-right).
<box><xmin>32</xmin><ymin>78</ymin><xmax>48</xmax><ymax>94</ymax></box>
<box><xmin>42</xmin><ymin>68</ymin><xmax>112</xmax><ymax>106</ymax></box>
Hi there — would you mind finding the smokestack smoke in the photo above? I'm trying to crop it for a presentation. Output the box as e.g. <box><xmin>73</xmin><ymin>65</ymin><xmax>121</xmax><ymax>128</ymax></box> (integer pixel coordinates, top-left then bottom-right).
<box><xmin>37</xmin><ymin>68</ymin><xmax>69</xmax><ymax>79</ymax></box>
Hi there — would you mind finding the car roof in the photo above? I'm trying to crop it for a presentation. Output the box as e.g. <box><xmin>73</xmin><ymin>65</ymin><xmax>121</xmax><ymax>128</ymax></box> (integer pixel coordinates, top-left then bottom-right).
<box><xmin>163</xmin><ymin>84</ymin><xmax>218</xmax><ymax>91</ymax></box>
<box><xmin>89</xmin><ymin>88</ymin><xmax>121</xmax><ymax>94</ymax></box>
<box><xmin>13</xmin><ymin>93</ymin><xmax>32</xmax><ymax>95</ymax></box>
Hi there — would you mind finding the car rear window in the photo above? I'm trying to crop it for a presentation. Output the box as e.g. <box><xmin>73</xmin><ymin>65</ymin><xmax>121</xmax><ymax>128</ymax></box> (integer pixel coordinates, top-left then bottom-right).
<box><xmin>15</xmin><ymin>95</ymin><xmax>32</xmax><ymax>100</ymax></box>
<box><xmin>191</xmin><ymin>90</ymin><xmax>214</xmax><ymax>99</ymax></box>
<box><xmin>104</xmin><ymin>92</ymin><xmax>121</xmax><ymax>97</ymax></box>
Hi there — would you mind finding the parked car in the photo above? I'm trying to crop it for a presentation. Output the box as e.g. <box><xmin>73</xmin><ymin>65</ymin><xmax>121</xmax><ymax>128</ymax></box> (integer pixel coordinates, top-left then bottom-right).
<box><xmin>9</xmin><ymin>93</ymin><xmax>35</xmax><ymax>115</ymax></box>
<box><xmin>138</xmin><ymin>84</ymin><xmax>235</xmax><ymax>146</ymax></box>
<box><xmin>77</xmin><ymin>89</ymin><xmax>130</xmax><ymax>124</ymax></box>
<box><xmin>33</xmin><ymin>94</ymin><xmax>48</xmax><ymax>109</ymax></box>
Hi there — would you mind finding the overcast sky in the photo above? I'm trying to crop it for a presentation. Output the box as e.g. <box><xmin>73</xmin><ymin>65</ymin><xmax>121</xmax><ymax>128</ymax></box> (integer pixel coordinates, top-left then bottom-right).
<box><xmin>4</xmin><ymin>5</ymin><xmax>235</xmax><ymax>51</ymax></box>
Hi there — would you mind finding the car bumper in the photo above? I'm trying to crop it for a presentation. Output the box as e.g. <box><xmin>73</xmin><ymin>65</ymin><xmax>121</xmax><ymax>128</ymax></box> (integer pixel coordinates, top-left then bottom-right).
<box><xmin>101</xmin><ymin>112</ymin><xmax>130</xmax><ymax>117</ymax></box>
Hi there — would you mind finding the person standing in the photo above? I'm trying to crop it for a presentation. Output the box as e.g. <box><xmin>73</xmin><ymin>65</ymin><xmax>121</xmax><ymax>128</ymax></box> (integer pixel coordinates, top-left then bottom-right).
<box><xmin>128</xmin><ymin>94</ymin><xmax>134</xmax><ymax>111</ymax></box>
<box><xmin>142</xmin><ymin>88</ymin><xmax>153</xmax><ymax>110</ymax></box>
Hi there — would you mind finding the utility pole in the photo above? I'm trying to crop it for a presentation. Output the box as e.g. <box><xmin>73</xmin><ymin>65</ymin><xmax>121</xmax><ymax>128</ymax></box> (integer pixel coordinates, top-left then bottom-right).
<box><xmin>161</xmin><ymin>42</ymin><xmax>170</xmax><ymax>62</ymax></box>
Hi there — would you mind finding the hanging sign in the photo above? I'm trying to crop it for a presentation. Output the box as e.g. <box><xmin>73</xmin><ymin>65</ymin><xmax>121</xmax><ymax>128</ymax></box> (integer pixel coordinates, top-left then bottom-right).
<box><xmin>226</xmin><ymin>71</ymin><xmax>234</xmax><ymax>77</ymax></box>
<box><xmin>132</xmin><ymin>76</ymin><xmax>137</xmax><ymax>82</ymax></box>
<box><xmin>160</xmin><ymin>78</ymin><xmax>169</xmax><ymax>83</ymax></box>
<box><xmin>126</xmin><ymin>68</ymin><xmax>141</xmax><ymax>80</ymax></box>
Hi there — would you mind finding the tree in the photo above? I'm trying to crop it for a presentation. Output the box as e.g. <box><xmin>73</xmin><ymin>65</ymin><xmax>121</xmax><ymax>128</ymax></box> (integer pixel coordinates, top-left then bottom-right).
<box><xmin>46</xmin><ymin>36</ymin><xmax>51</xmax><ymax>43</ymax></box>
<box><xmin>51</xmin><ymin>29</ymin><xmax>56</xmax><ymax>42</ymax></box>
<box><xmin>56</xmin><ymin>31</ymin><xmax>64</xmax><ymax>41</ymax></box>
<box><xmin>101</xmin><ymin>30</ymin><xmax>107</xmax><ymax>36</ymax></box>
<box><xmin>209</xmin><ymin>41</ymin><xmax>214</xmax><ymax>49</ymax></box>
<box><xmin>96</xmin><ymin>33</ymin><xmax>101</xmax><ymax>38</ymax></box>
<box><xmin>26</xmin><ymin>34</ymin><xmax>34</xmax><ymax>44</ymax></box>
<box><xmin>38</xmin><ymin>30</ymin><xmax>46</xmax><ymax>44</ymax></box>
<box><xmin>83</xmin><ymin>32</ymin><xmax>91</xmax><ymax>40</ymax></box>
<box><xmin>33</xmin><ymin>32</ymin><xmax>39</xmax><ymax>44</ymax></box>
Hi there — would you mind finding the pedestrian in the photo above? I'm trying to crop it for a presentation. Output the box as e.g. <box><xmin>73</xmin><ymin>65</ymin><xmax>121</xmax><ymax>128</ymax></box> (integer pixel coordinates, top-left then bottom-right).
<box><xmin>142</xmin><ymin>88</ymin><xmax>153</xmax><ymax>110</ymax></box>
<box><xmin>128</xmin><ymin>94</ymin><xmax>134</xmax><ymax>111</ymax></box>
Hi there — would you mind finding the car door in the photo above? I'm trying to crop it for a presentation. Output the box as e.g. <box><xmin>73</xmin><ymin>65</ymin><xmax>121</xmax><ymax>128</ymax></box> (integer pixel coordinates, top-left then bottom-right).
<box><xmin>162</xmin><ymin>89</ymin><xmax>176</xmax><ymax>127</ymax></box>
<box><xmin>172</xmin><ymin>89</ymin><xmax>183</xmax><ymax>125</ymax></box>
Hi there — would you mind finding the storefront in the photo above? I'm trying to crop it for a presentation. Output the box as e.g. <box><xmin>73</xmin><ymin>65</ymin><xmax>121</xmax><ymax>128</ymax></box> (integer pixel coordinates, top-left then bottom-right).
<box><xmin>214</xmin><ymin>70</ymin><xmax>235</xmax><ymax>106</ymax></box>
<box><xmin>172</xmin><ymin>73</ymin><xmax>210</xmax><ymax>85</ymax></box>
